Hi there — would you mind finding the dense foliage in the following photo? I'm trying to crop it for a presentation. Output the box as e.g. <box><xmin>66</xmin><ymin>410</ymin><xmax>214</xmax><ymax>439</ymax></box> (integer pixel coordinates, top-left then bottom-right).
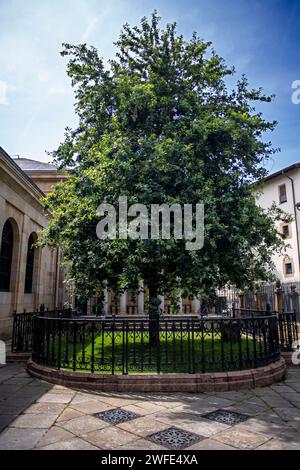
<box><xmin>42</xmin><ymin>12</ymin><xmax>285</xmax><ymax>313</ymax></box>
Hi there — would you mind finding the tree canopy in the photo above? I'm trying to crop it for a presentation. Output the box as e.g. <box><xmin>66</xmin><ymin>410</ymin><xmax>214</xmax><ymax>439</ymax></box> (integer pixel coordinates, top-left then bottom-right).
<box><xmin>42</xmin><ymin>11</ymin><xmax>285</xmax><ymax>311</ymax></box>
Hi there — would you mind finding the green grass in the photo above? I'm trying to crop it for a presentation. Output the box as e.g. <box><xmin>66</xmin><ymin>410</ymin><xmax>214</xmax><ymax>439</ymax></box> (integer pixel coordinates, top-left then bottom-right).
<box><xmin>44</xmin><ymin>329</ymin><xmax>269</xmax><ymax>374</ymax></box>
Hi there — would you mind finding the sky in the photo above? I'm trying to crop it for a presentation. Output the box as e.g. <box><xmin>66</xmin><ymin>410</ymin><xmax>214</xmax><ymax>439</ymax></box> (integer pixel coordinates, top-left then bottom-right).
<box><xmin>0</xmin><ymin>0</ymin><xmax>299</xmax><ymax>173</ymax></box>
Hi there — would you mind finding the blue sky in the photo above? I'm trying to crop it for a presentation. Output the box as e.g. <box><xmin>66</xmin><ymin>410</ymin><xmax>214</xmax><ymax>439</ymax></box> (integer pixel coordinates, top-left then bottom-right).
<box><xmin>0</xmin><ymin>0</ymin><xmax>299</xmax><ymax>173</ymax></box>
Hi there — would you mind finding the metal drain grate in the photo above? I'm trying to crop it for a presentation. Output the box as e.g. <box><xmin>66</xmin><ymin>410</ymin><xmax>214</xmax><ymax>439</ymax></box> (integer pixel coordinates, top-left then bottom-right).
<box><xmin>203</xmin><ymin>409</ymin><xmax>249</xmax><ymax>425</ymax></box>
<box><xmin>94</xmin><ymin>407</ymin><xmax>140</xmax><ymax>425</ymax></box>
<box><xmin>146</xmin><ymin>426</ymin><xmax>204</xmax><ymax>449</ymax></box>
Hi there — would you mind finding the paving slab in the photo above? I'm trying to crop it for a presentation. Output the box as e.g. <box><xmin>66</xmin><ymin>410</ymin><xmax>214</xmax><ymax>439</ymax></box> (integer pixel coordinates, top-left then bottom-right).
<box><xmin>187</xmin><ymin>438</ymin><xmax>237</xmax><ymax>450</ymax></box>
<box><xmin>0</xmin><ymin>428</ymin><xmax>46</xmax><ymax>450</ymax></box>
<box><xmin>0</xmin><ymin>362</ymin><xmax>300</xmax><ymax>450</ymax></box>
<box><xmin>56</xmin><ymin>407</ymin><xmax>84</xmax><ymax>423</ymax></box>
<box><xmin>35</xmin><ymin>425</ymin><xmax>74</xmax><ymax>448</ymax></box>
<box><xmin>154</xmin><ymin>411</ymin><xmax>230</xmax><ymax>437</ymax></box>
<box><xmin>117</xmin><ymin>416</ymin><xmax>170</xmax><ymax>437</ymax></box>
<box><xmin>38</xmin><ymin>437</ymin><xmax>99</xmax><ymax>450</ymax></box>
<box><xmin>213</xmin><ymin>428</ymin><xmax>271</xmax><ymax>449</ymax></box>
<box><xmin>9</xmin><ymin>413</ymin><xmax>58</xmax><ymax>429</ymax></box>
<box><xmin>82</xmin><ymin>426</ymin><xmax>137</xmax><ymax>449</ymax></box>
<box><xmin>58</xmin><ymin>414</ymin><xmax>108</xmax><ymax>435</ymax></box>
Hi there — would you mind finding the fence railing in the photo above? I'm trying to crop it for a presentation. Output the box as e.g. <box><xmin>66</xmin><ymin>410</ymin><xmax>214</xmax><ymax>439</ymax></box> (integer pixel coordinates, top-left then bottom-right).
<box><xmin>31</xmin><ymin>314</ymin><xmax>281</xmax><ymax>374</ymax></box>
<box><xmin>278</xmin><ymin>311</ymin><xmax>299</xmax><ymax>351</ymax></box>
<box><xmin>11</xmin><ymin>309</ymin><xmax>72</xmax><ymax>353</ymax></box>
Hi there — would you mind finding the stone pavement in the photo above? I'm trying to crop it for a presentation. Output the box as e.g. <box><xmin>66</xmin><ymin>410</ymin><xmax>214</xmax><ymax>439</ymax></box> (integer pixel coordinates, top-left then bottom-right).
<box><xmin>0</xmin><ymin>363</ymin><xmax>299</xmax><ymax>450</ymax></box>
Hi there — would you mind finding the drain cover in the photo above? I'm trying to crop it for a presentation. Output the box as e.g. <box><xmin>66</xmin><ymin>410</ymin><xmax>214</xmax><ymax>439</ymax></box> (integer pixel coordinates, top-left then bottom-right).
<box><xmin>203</xmin><ymin>409</ymin><xmax>249</xmax><ymax>425</ymax></box>
<box><xmin>146</xmin><ymin>426</ymin><xmax>204</xmax><ymax>449</ymax></box>
<box><xmin>94</xmin><ymin>407</ymin><xmax>140</xmax><ymax>425</ymax></box>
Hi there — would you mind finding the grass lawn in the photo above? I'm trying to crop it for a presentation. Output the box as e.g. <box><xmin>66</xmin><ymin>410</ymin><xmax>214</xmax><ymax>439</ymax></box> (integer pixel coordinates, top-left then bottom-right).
<box><xmin>44</xmin><ymin>329</ymin><xmax>271</xmax><ymax>374</ymax></box>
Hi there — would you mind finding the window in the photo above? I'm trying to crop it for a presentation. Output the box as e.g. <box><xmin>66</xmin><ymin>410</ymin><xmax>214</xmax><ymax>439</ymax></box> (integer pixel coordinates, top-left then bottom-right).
<box><xmin>279</xmin><ymin>184</ymin><xmax>287</xmax><ymax>204</ymax></box>
<box><xmin>24</xmin><ymin>234</ymin><xmax>35</xmax><ymax>293</ymax></box>
<box><xmin>285</xmin><ymin>262</ymin><xmax>293</xmax><ymax>275</ymax></box>
<box><xmin>0</xmin><ymin>220</ymin><xmax>14</xmax><ymax>291</ymax></box>
<box><xmin>282</xmin><ymin>224</ymin><xmax>290</xmax><ymax>238</ymax></box>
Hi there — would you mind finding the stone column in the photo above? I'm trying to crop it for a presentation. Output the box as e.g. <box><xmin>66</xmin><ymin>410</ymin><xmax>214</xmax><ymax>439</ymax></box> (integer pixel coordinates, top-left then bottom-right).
<box><xmin>159</xmin><ymin>295</ymin><xmax>165</xmax><ymax>314</ymax></box>
<box><xmin>13</xmin><ymin>215</ymin><xmax>28</xmax><ymax>313</ymax></box>
<box><xmin>120</xmin><ymin>291</ymin><xmax>127</xmax><ymax>315</ymax></box>
<box><xmin>178</xmin><ymin>292</ymin><xmax>183</xmax><ymax>313</ymax></box>
<box><xmin>137</xmin><ymin>281</ymin><xmax>144</xmax><ymax>314</ymax></box>
<box><xmin>193</xmin><ymin>296</ymin><xmax>201</xmax><ymax>314</ymax></box>
<box><xmin>33</xmin><ymin>246</ymin><xmax>43</xmax><ymax>310</ymax></box>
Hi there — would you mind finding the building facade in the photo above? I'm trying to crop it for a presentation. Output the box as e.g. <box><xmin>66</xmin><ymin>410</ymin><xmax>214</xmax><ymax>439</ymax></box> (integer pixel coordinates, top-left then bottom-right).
<box><xmin>0</xmin><ymin>147</ymin><xmax>66</xmax><ymax>337</ymax></box>
<box><xmin>255</xmin><ymin>163</ymin><xmax>300</xmax><ymax>283</ymax></box>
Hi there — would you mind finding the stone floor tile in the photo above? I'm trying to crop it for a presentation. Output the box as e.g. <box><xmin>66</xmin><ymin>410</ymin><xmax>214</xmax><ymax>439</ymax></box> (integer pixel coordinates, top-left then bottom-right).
<box><xmin>270</xmin><ymin>384</ymin><xmax>295</xmax><ymax>393</ymax></box>
<box><xmin>204</xmin><ymin>396</ymin><xmax>234</xmax><ymax>408</ymax></box>
<box><xmin>23</xmin><ymin>402</ymin><xmax>66</xmax><ymax>415</ymax></box>
<box><xmin>82</xmin><ymin>426</ymin><xmax>137</xmax><ymax>449</ymax></box>
<box><xmin>128</xmin><ymin>401</ymin><xmax>169</xmax><ymax>413</ymax></box>
<box><xmin>157</xmin><ymin>412</ymin><xmax>230</xmax><ymax>437</ymax></box>
<box><xmin>187</xmin><ymin>438</ymin><xmax>237</xmax><ymax>450</ymax></box>
<box><xmin>225</xmin><ymin>401</ymin><xmax>267</xmax><ymax>417</ymax></box>
<box><xmin>9</xmin><ymin>413</ymin><xmax>58</xmax><ymax>429</ymax></box>
<box><xmin>97</xmin><ymin>396</ymin><xmax>146</xmax><ymax>408</ymax></box>
<box><xmin>214</xmin><ymin>428</ymin><xmax>271</xmax><ymax>450</ymax></box>
<box><xmin>70</xmin><ymin>393</ymin><xmax>101</xmax><ymax>405</ymax></box>
<box><xmin>122</xmin><ymin>404</ymin><xmax>158</xmax><ymax>416</ymax></box>
<box><xmin>0</xmin><ymin>428</ymin><xmax>46</xmax><ymax>450</ymax></box>
<box><xmin>38</xmin><ymin>437</ymin><xmax>99</xmax><ymax>450</ymax></box>
<box><xmin>0</xmin><ymin>384</ymin><xmax>24</xmax><ymax>396</ymax></box>
<box><xmin>0</xmin><ymin>398</ymin><xmax>38</xmax><ymax>415</ymax></box>
<box><xmin>117</xmin><ymin>416</ymin><xmax>170</xmax><ymax>437</ymax></box>
<box><xmin>232</xmin><ymin>418</ymin><xmax>284</xmax><ymax>438</ymax></box>
<box><xmin>58</xmin><ymin>415</ymin><xmax>108</xmax><ymax>435</ymax></box>
<box><xmin>35</xmin><ymin>425</ymin><xmax>73</xmax><ymax>448</ymax></box>
<box><xmin>70</xmin><ymin>400</ymin><xmax>113</xmax><ymax>415</ymax></box>
<box><xmin>0</xmin><ymin>414</ymin><xmax>18</xmax><ymax>433</ymax></box>
<box><xmin>115</xmin><ymin>438</ymin><xmax>167</xmax><ymax>450</ymax></box>
<box><xmin>256</xmin><ymin>438</ymin><xmax>300</xmax><ymax>450</ymax></box>
<box><xmin>3</xmin><ymin>377</ymin><xmax>34</xmax><ymax>385</ymax></box>
<box><xmin>274</xmin><ymin>427</ymin><xmax>300</xmax><ymax>445</ymax></box>
<box><xmin>171</xmin><ymin>402</ymin><xmax>218</xmax><ymax>415</ymax></box>
<box><xmin>37</xmin><ymin>393</ymin><xmax>74</xmax><ymax>404</ymax></box>
<box><xmin>56</xmin><ymin>407</ymin><xmax>84</xmax><ymax>423</ymax></box>
<box><xmin>273</xmin><ymin>407</ymin><xmax>300</xmax><ymax>422</ymax></box>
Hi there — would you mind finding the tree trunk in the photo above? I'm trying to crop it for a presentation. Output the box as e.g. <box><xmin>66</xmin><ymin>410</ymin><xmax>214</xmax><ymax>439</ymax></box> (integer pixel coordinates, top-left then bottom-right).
<box><xmin>148</xmin><ymin>286</ymin><xmax>160</xmax><ymax>346</ymax></box>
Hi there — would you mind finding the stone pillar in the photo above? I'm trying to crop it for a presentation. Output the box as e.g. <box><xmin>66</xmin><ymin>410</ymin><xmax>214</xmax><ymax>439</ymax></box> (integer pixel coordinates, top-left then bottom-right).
<box><xmin>120</xmin><ymin>291</ymin><xmax>127</xmax><ymax>315</ymax></box>
<box><xmin>137</xmin><ymin>281</ymin><xmax>144</xmax><ymax>314</ymax></box>
<box><xmin>33</xmin><ymin>245</ymin><xmax>43</xmax><ymax>310</ymax></box>
<box><xmin>178</xmin><ymin>292</ymin><xmax>183</xmax><ymax>313</ymax></box>
<box><xmin>193</xmin><ymin>296</ymin><xmax>201</xmax><ymax>314</ymax></box>
<box><xmin>13</xmin><ymin>215</ymin><xmax>29</xmax><ymax>313</ymax></box>
<box><xmin>159</xmin><ymin>295</ymin><xmax>165</xmax><ymax>314</ymax></box>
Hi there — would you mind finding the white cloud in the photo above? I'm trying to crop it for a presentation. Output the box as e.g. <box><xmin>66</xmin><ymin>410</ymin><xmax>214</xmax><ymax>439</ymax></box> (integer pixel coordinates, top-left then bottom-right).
<box><xmin>48</xmin><ymin>84</ymin><xmax>67</xmax><ymax>95</ymax></box>
<box><xmin>80</xmin><ymin>17</ymin><xmax>99</xmax><ymax>43</ymax></box>
<box><xmin>38</xmin><ymin>70</ymin><xmax>49</xmax><ymax>82</ymax></box>
<box><xmin>0</xmin><ymin>80</ymin><xmax>9</xmax><ymax>105</ymax></box>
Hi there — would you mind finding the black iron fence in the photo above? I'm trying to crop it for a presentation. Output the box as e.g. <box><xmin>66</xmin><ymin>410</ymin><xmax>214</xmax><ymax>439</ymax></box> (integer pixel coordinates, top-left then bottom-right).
<box><xmin>31</xmin><ymin>314</ymin><xmax>281</xmax><ymax>374</ymax></box>
<box><xmin>235</xmin><ymin>308</ymin><xmax>299</xmax><ymax>351</ymax></box>
<box><xmin>11</xmin><ymin>308</ymin><xmax>72</xmax><ymax>353</ymax></box>
<box><xmin>278</xmin><ymin>311</ymin><xmax>299</xmax><ymax>351</ymax></box>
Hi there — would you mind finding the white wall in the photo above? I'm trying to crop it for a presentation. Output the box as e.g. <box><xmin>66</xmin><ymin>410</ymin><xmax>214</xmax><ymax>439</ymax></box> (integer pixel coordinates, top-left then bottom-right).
<box><xmin>255</xmin><ymin>167</ymin><xmax>300</xmax><ymax>283</ymax></box>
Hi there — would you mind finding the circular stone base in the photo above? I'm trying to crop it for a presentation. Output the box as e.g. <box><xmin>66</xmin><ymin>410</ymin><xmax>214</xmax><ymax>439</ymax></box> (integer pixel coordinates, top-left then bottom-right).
<box><xmin>27</xmin><ymin>358</ymin><xmax>286</xmax><ymax>392</ymax></box>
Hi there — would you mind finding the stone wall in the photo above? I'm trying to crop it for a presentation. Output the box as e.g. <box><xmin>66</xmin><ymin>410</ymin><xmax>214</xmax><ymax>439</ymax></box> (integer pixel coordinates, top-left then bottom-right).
<box><xmin>0</xmin><ymin>149</ymin><xmax>64</xmax><ymax>338</ymax></box>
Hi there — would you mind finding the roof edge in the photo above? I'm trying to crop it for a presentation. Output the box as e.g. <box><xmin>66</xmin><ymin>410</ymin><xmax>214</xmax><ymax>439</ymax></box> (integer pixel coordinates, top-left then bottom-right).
<box><xmin>264</xmin><ymin>162</ymin><xmax>300</xmax><ymax>182</ymax></box>
<box><xmin>0</xmin><ymin>146</ymin><xmax>46</xmax><ymax>201</ymax></box>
